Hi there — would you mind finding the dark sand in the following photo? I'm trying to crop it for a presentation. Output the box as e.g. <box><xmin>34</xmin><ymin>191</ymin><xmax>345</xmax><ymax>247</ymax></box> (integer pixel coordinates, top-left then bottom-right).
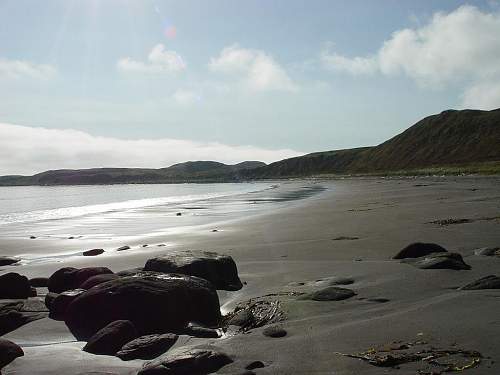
<box><xmin>2</xmin><ymin>177</ymin><xmax>500</xmax><ymax>374</ymax></box>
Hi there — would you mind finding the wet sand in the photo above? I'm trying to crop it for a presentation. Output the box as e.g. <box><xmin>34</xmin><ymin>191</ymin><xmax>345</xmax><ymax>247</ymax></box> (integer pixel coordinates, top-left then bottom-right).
<box><xmin>2</xmin><ymin>177</ymin><xmax>500</xmax><ymax>374</ymax></box>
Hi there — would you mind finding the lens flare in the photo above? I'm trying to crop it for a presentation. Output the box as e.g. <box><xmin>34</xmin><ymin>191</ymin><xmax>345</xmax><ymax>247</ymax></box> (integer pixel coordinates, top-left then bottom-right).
<box><xmin>164</xmin><ymin>25</ymin><xmax>177</xmax><ymax>39</ymax></box>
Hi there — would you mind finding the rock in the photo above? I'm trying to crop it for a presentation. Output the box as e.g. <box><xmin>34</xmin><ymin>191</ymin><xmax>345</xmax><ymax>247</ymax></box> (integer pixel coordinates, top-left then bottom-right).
<box><xmin>0</xmin><ymin>302</ymin><xmax>47</xmax><ymax>335</ymax></box>
<box><xmin>473</xmin><ymin>247</ymin><xmax>500</xmax><ymax>256</ymax></box>
<box><xmin>367</xmin><ymin>298</ymin><xmax>390</xmax><ymax>303</ymax></box>
<box><xmin>411</xmin><ymin>252</ymin><xmax>471</xmax><ymax>270</ymax></box>
<box><xmin>48</xmin><ymin>267</ymin><xmax>114</xmax><ymax>293</ymax></box>
<box><xmin>332</xmin><ymin>236</ymin><xmax>359</xmax><ymax>241</ymax></box>
<box><xmin>116</xmin><ymin>333</ymin><xmax>178</xmax><ymax>361</ymax></box>
<box><xmin>144</xmin><ymin>250</ymin><xmax>243</xmax><ymax>291</ymax></box>
<box><xmin>116</xmin><ymin>246</ymin><xmax>131</xmax><ymax>251</ymax></box>
<box><xmin>29</xmin><ymin>277</ymin><xmax>49</xmax><ymax>287</ymax></box>
<box><xmin>83</xmin><ymin>248</ymin><xmax>105</xmax><ymax>256</ymax></box>
<box><xmin>176</xmin><ymin>212</ymin><xmax>182</xmax><ymax>216</ymax></box>
<box><xmin>262</xmin><ymin>325</ymin><xmax>287</xmax><ymax>338</ymax></box>
<box><xmin>49</xmin><ymin>289</ymin><xmax>86</xmax><ymax>320</ymax></box>
<box><xmin>0</xmin><ymin>339</ymin><xmax>24</xmax><ymax>369</ymax></box>
<box><xmin>44</xmin><ymin>292</ymin><xmax>58</xmax><ymax>310</ymax></box>
<box><xmin>0</xmin><ymin>257</ymin><xmax>19</xmax><ymax>266</ymax></box>
<box><xmin>393</xmin><ymin>243</ymin><xmax>447</xmax><ymax>259</ymax></box>
<box><xmin>64</xmin><ymin>274</ymin><xmax>221</xmax><ymax>340</ymax></box>
<box><xmin>116</xmin><ymin>267</ymin><xmax>144</xmax><ymax>277</ymax></box>
<box><xmin>29</xmin><ymin>287</ymin><xmax>37</xmax><ymax>297</ymax></box>
<box><xmin>29</xmin><ymin>236</ymin><xmax>36</xmax><ymax>239</ymax></box>
<box><xmin>459</xmin><ymin>275</ymin><xmax>500</xmax><ymax>290</ymax></box>
<box><xmin>0</xmin><ymin>273</ymin><xmax>31</xmax><ymax>299</ymax></box>
<box><xmin>138</xmin><ymin>347</ymin><xmax>233</xmax><ymax>375</ymax></box>
<box><xmin>226</xmin><ymin>309</ymin><xmax>255</xmax><ymax>327</ymax></box>
<box><xmin>83</xmin><ymin>320</ymin><xmax>138</xmax><ymax>356</ymax></box>
<box><xmin>299</xmin><ymin>287</ymin><xmax>356</xmax><ymax>301</ymax></box>
<box><xmin>182</xmin><ymin>323</ymin><xmax>220</xmax><ymax>338</ymax></box>
<box><xmin>245</xmin><ymin>361</ymin><xmax>265</xmax><ymax>370</ymax></box>
<box><xmin>315</xmin><ymin>277</ymin><xmax>354</xmax><ymax>286</ymax></box>
<box><xmin>79</xmin><ymin>274</ymin><xmax>120</xmax><ymax>289</ymax></box>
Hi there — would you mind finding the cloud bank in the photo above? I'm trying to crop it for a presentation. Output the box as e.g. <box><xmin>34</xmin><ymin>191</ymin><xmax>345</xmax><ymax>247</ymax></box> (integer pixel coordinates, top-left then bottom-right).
<box><xmin>322</xmin><ymin>5</ymin><xmax>500</xmax><ymax>109</ymax></box>
<box><xmin>209</xmin><ymin>45</ymin><xmax>297</xmax><ymax>92</ymax></box>
<box><xmin>0</xmin><ymin>58</ymin><xmax>56</xmax><ymax>80</ymax></box>
<box><xmin>117</xmin><ymin>44</ymin><xmax>186</xmax><ymax>74</ymax></box>
<box><xmin>0</xmin><ymin>123</ymin><xmax>301</xmax><ymax>176</ymax></box>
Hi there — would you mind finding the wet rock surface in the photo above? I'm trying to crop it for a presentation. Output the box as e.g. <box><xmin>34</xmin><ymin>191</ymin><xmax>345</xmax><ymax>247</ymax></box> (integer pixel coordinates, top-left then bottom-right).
<box><xmin>144</xmin><ymin>250</ymin><xmax>243</xmax><ymax>291</ymax></box>
<box><xmin>460</xmin><ymin>275</ymin><xmax>500</xmax><ymax>290</ymax></box>
<box><xmin>0</xmin><ymin>257</ymin><xmax>20</xmax><ymax>266</ymax></box>
<box><xmin>0</xmin><ymin>301</ymin><xmax>47</xmax><ymax>335</ymax></box>
<box><xmin>48</xmin><ymin>267</ymin><xmax>114</xmax><ymax>293</ymax></box>
<box><xmin>0</xmin><ymin>338</ymin><xmax>24</xmax><ymax>369</ymax></box>
<box><xmin>393</xmin><ymin>242</ymin><xmax>447</xmax><ymax>259</ymax></box>
<box><xmin>406</xmin><ymin>252</ymin><xmax>471</xmax><ymax>270</ymax></box>
<box><xmin>138</xmin><ymin>347</ymin><xmax>233</xmax><ymax>375</ymax></box>
<box><xmin>83</xmin><ymin>320</ymin><xmax>138</xmax><ymax>356</ymax></box>
<box><xmin>0</xmin><ymin>273</ymin><xmax>31</xmax><ymax>299</ymax></box>
<box><xmin>299</xmin><ymin>286</ymin><xmax>356</xmax><ymax>301</ymax></box>
<box><xmin>49</xmin><ymin>289</ymin><xmax>86</xmax><ymax>320</ymax></box>
<box><xmin>116</xmin><ymin>333</ymin><xmax>178</xmax><ymax>361</ymax></box>
<box><xmin>64</xmin><ymin>274</ymin><xmax>221</xmax><ymax>340</ymax></box>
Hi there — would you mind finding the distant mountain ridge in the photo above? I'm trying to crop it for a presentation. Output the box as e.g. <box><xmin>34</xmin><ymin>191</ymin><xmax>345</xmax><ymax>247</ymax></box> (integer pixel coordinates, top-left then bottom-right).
<box><xmin>244</xmin><ymin>108</ymin><xmax>500</xmax><ymax>178</ymax></box>
<box><xmin>1</xmin><ymin>108</ymin><xmax>499</xmax><ymax>185</ymax></box>
<box><xmin>0</xmin><ymin>161</ymin><xmax>266</xmax><ymax>186</ymax></box>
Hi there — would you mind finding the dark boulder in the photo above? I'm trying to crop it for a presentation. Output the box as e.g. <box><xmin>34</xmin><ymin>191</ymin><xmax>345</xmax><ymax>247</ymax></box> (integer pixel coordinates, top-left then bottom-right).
<box><xmin>83</xmin><ymin>248</ymin><xmax>105</xmax><ymax>256</ymax></box>
<box><xmin>245</xmin><ymin>361</ymin><xmax>265</xmax><ymax>370</ymax></box>
<box><xmin>393</xmin><ymin>243</ymin><xmax>447</xmax><ymax>259</ymax></box>
<box><xmin>262</xmin><ymin>325</ymin><xmax>287</xmax><ymax>338</ymax></box>
<box><xmin>83</xmin><ymin>320</ymin><xmax>138</xmax><ymax>356</ymax></box>
<box><xmin>116</xmin><ymin>333</ymin><xmax>178</xmax><ymax>360</ymax></box>
<box><xmin>29</xmin><ymin>277</ymin><xmax>49</xmax><ymax>287</ymax></box>
<box><xmin>79</xmin><ymin>274</ymin><xmax>120</xmax><ymax>289</ymax></box>
<box><xmin>0</xmin><ymin>339</ymin><xmax>24</xmax><ymax>369</ymax></box>
<box><xmin>411</xmin><ymin>252</ymin><xmax>471</xmax><ymax>270</ymax></box>
<box><xmin>0</xmin><ymin>273</ymin><xmax>31</xmax><ymax>299</ymax></box>
<box><xmin>138</xmin><ymin>347</ymin><xmax>233</xmax><ymax>375</ymax></box>
<box><xmin>48</xmin><ymin>267</ymin><xmax>113</xmax><ymax>293</ymax></box>
<box><xmin>49</xmin><ymin>289</ymin><xmax>86</xmax><ymax>320</ymax></box>
<box><xmin>144</xmin><ymin>250</ymin><xmax>243</xmax><ymax>291</ymax></box>
<box><xmin>64</xmin><ymin>274</ymin><xmax>221</xmax><ymax>340</ymax></box>
<box><xmin>460</xmin><ymin>275</ymin><xmax>500</xmax><ymax>290</ymax></box>
<box><xmin>0</xmin><ymin>302</ymin><xmax>47</xmax><ymax>335</ymax></box>
<box><xmin>299</xmin><ymin>287</ymin><xmax>356</xmax><ymax>301</ymax></box>
<box><xmin>44</xmin><ymin>292</ymin><xmax>58</xmax><ymax>310</ymax></box>
<box><xmin>0</xmin><ymin>257</ymin><xmax>19</xmax><ymax>266</ymax></box>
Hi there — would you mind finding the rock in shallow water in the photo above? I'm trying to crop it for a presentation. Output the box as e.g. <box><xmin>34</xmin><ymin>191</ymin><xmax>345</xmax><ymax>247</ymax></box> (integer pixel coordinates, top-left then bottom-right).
<box><xmin>393</xmin><ymin>242</ymin><xmax>447</xmax><ymax>259</ymax></box>
<box><xmin>460</xmin><ymin>275</ymin><xmax>500</xmax><ymax>290</ymax></box>
<box><xmin>83</xmin><ymin>320</ymin><xmax>138</xmax><ymax>356</ymax></box>
<box><xmin>116</xmin><ymin>333</ymin><xmax>178</xmax><ymax>360</ymax></box>
<box><xmin>144</xmin><ymin>250</ymin><xmax>243</xmax><ymax>291</ymax></box>
<box><xmin>138</xmin><ymin>347</ymin><xmax>233</xmax><ymax>375</ymax></box>
<box><xmin>0</xmin><ymin>273</ymin><xmax>31</xmax><ymax>299</ymax></box>
<box><xmin>83</xmin><ymin>248</ymin><xmax>105</xmax><ymax>256</ymax></box>
<box><xmin>48</xmin><ymin>267</ymin><xmax>114</xmax><ymax>293</ymax></box>
<box><xmin>64</xmin><ymin>274</ymin><xmax>221</xmax><ymax>340</ymax></box>
<box><xmin>0</xmin><ymin>257</ymin><xmax>20</xmax><ymax>266</ymax></box>
<box><xmin>299</xmin><ymin>286</ymin><xmax>356</xmax><ymax>301</ymax></box>
<box><xmin>473</xmin><ymin>247</ymin><xmax>500</xmax><ymax>256</ymax></box>
<box><xmin>0</xmin><ymin>338</ymin><xmax>24</xmax><ymax>369</ymax></box>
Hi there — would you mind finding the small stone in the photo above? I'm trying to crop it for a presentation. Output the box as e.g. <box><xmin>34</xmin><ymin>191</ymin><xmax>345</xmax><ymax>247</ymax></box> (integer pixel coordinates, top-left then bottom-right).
<box><xmin>116</xmin><ymin>245</ymin><xmax>131</xmax><ymax>251</ymax></box>
<box><xmin>183</xmin><ymin>323</ymin><xmax>220</xmax><ymax>338</ymax></box>
<box><xmin>83</xmin><ymin>248</ymin><xmax>104</xmax><ymax>256</ymax></box>
<box><xmin>300</xmin><ymin>287</ymin><xmax>356</xmax><ymax>301</ymax></box>
<box><xmin>474</xmin><ymin>247</ymin><xmax>500</xmax><ymax>256</ymax></box>
<box><xmin>29</xmin><ymin>236</ymin><xmax>36</xmax><ymax>239</ymax></box>
<box><xmin>263</xmin><ymin>325</ymin><xmax>287</xmax><ymax>338</ymax></box>
<box><xmin>245</xmin><ymin>361</ymin><xmax>265</xmax><ymax>370</ymax></box>
<box><xmin>460</xmin><ymin>275</ymin><xmax>500</xmax><ymax>290</ymax></box>
<box><xmin>176</xmin><ymin>212</ymin><xmax>182</xmax><ymax>216</ymax></box>
<box><xmin>116</xmin><ymin>333</ymin><xmax>178</xmax><ymax>361</ymax></box>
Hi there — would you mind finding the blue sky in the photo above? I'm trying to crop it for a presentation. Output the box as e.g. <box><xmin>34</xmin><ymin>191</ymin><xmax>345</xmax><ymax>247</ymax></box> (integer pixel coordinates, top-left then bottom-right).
<box><xmin>0</xmin><ymin>0</ymin><xmax>499</xmax><ymax>174</ymax></box>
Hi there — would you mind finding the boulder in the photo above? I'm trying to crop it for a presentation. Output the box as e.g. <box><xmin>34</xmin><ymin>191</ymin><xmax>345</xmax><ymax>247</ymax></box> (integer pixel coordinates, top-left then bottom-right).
<box><xmin>138</xmin><ymin>347</ymin><xmax>233</xmax><ymax>375</ymax></box>
<box><xmin>116</xmin><ymin>268</ymin><xmax>144</xmax><ymax>277</ymax></box>
<box><xmin>460</xmin><ymin>275</ymin><xmax>500</xmax><ymax>290</ymax></box>
<box><xmin>262</xmin><ymin>325</ymin><xmax>287</xmax><ymax>338</ymax></box>
<box><xmin>144</xmin><ymin>250</ymin><xmax>243</xmax><ymax>291</ymax></box>
<box><xmin>0</xmin><ymin>273</ymin><xmax>31</xmax><ymax>299</ymax></box>
<box><xmin>0</xmin><ymin>302</ymin><xmax>47</xmax><ymax>335</ymax></box>
<box><xmin>44</xmin><ymin>292</ymin><xmax>58</xmax><ymax>310</ymax></box>
<box><xmin>299</xmin><ymin>287</ymin><xmax>356</xmax><ymax>301</ymax></box>
<box><xmin>79</xmin><ymin>274</ymin><xmax>120</xmax><ymax>289</ymax></box>
<box><xmin>116</xmin><ymin>333</ymin><xmax>178</xmax><ymax>361</ymax></box>
<box><xmin>411</xmin><ymin>252</ymin><xmax>471</xmax><ymax>270</ymax></box>
<box><xmin>83</xmin><ymin>248</ymin><xmax>105</xmax><ymax>256</ymax></box>
<box><xmin>473</xmin><ymin>247</ymin><xmax>500</xmax><ymax>256</ymax></box>
<box><xmin>49</xmin><ymin>289</ymin><xmax>86</xmax><ymax>320</ymax></box>
<box><xmin>0</xmin><ymin>339</ymin><xmax>24</xmax><ymax>369</ymax></box>
<box><xmin>226</xmin><ymin>310</ymin><xmax>255</xmax><ymax>328</ymax></box>
<box><xmin>64</xmin><ymin>274</ymin><xmax>221</xmax><ymax>340</ymax></box>
<box><xmin>48</xmin><ymin>267</ymin><xmax>113</xmax><ymax>293</ymax></box>
<box><xmin>29</xmin><ymin>277</ymin><xmax>49</xmax><ymax>287</ymax></box>
<box><xmin>393</xmin><ymin>243</ymin><xmax>447</xmax><ymax>259</ymax></box>
<box><xmin>0</xmin><ymin>257</ymin><xmax>19</xmax><ymax>266</ymax></box>
<box><xmin>83</xmin><ymin>320</ymin><xmax>138</xmax><ymax>356</ymax></box>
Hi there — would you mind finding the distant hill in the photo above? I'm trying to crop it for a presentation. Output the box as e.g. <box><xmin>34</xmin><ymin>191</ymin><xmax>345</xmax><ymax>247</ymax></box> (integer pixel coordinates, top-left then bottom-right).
<box><xmin>246</xmin><ymin>108</ymin><xmax>500</xmax><ymax>178</ymax></box>
<box><xmin>0</xmin><ymin>161</ymin><xmax>266</xmax><ymax>186</ymax></box>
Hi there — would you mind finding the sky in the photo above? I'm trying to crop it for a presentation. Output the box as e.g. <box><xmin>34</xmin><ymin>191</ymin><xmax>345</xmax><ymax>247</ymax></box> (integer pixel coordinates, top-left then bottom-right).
<box><xmin>1</xmin><ymin>0</ymin><xmax>500</xmax><ymax>175</ymax></box>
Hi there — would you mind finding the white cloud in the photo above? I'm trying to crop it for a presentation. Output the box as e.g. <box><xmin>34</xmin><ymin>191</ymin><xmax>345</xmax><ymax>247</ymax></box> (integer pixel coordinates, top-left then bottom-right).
<box><xmin>0</xmin><ymin>123</ymin><xmax>302</xmax><ymax>175</ymax></box>
<box><xmin>0</xmin><ymin>58</ymin><xmax>56</xmax><ymax>80</ymax></box>
<box><xmin>172</xmin><ymin>89</ymin><xmax>201</xmax><ymax>106</ymax></box>
<box><xmin>117</xmin><ymin>44</ymin><xmax>186</xmax><ymax>74</ymax></box>
<box><xmin>322</xmin><ymin>5</ymin><xmax>500</xmax><ymax>98</ymax></box>
<box><xmin>209</xmin><ymin>45</ymin><xmax>297</xmax><ymax>92</ymax></box>
<box><xmin>461</xmin><ymin>81</ymin><xmax>500</xmax><ymax>110</ymax></box>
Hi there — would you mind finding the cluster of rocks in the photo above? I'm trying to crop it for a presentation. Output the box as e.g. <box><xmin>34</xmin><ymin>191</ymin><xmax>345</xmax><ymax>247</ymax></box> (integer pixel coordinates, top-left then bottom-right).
<box><xmin>394</xmin><ymin>242</ymin><xmax>471</xmax><ymax>270</ymax></box>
